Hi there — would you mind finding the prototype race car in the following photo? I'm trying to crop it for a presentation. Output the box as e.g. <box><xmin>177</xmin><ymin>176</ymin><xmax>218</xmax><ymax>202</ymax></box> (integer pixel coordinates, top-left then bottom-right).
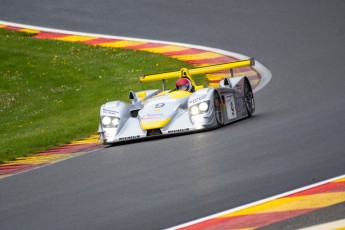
<box><xmin>98</xmin><ymin>58</ymin><xmax>255</xmax><ymax>144</ymax></box>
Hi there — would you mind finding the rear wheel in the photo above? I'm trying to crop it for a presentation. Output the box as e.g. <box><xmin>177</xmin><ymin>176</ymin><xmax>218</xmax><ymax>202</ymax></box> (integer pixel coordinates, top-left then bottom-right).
<box><xmin>213</xmin><ymin>92</ymin><xmax>223</xmax><ymax>127</ymax></box>
<box><xmin>243</xmin><ymin>79</ymin><xmax>255</xmax><ymax>117</ymax></box>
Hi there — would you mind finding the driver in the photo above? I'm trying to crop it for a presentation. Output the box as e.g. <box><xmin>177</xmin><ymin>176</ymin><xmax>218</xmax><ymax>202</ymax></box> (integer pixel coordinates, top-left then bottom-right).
<box><xmin>176</xmin><ymin>78</ymin><xmax>193</xmax><ymax>92</ymax></box>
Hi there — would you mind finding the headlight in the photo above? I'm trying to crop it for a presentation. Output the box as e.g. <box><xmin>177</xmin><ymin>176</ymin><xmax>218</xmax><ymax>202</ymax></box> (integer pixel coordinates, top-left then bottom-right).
<box><xmin>102</xmin><ymin>116</ymin><xmax>111</xmax><ymax>126</ymax></box>
<box><xmin>190</xmin><ymin>105</ymin><xmax>200</xmax><ymax>116</ymax></box>
<box><xmin>112</xmin><ymin>118</ymin><xmax>120</xmax><ymax>127</ymax></box>
<box><xmin>101</xmin><ymin>116</ymin><xmax>120</xmax><ymax>128</ymax></box>
<box><xmin>189</xmin><ymin>101</ymin><xmax>210</xmax><ymax>116</ymax></box>
<box><xmin>199</xmin><ymin>102</ymin><xmax>209</xmax><ymax>112</ymax></box>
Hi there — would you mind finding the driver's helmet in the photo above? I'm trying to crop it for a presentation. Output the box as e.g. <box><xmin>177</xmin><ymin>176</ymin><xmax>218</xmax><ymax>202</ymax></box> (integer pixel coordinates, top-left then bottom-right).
<box><xmin>176</xmin><ymin>78</ymin><xmax>192</xmax><ymax>92</ymax></box>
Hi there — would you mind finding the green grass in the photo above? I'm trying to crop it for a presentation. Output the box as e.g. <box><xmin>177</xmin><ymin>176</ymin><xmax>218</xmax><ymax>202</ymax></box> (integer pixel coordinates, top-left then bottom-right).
<box><xmin>0</xmin><ymin>29</ymin><xmax>206</xmax><ymax>163</ymax></box>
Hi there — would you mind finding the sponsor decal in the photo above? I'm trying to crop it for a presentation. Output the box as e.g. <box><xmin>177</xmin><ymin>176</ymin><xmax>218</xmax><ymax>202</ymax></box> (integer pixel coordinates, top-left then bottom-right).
<box><xmin>119</xmin><ymin>135</ymin><xmax>140</xmax><ymax>141</ymax></box>
<box><xmin>102</xmin><ymin>109</ymin><xmax>119</xmax><ymax>115</ymax></box>
<box><xmin>236</xmin><ymin>101</ymin><xmax>241</xmax><ymax>112</ymax></box>
<box><xmin>189</xmin><ymin>95</ymin><xmax>207</xmax><ymax>104</ymax></box>
<box><xmin>225</xmin><ymin>94</ymin><xmax>237</xmax><ymax>119</ymax></box>
<box><xmin>168</xmin><ymin>128</ymin><xmax>190</xmax><ymax>134</ymax></box>
<box><xmin>105</xmin><ymin>129</ymin><xmax>116</xmax><ymax>140</ymax></box>
<box><xmin>141</xmin><ymin>113</ymin><xmax>164</xmax><ymax>120</ymax></box>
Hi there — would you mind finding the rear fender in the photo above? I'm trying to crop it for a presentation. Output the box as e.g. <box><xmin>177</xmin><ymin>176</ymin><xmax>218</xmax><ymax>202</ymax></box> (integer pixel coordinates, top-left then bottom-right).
<box><xmin>220</xmin><ymin>76</ymin><xmax>251</xmax><ymax>94</ymax></box>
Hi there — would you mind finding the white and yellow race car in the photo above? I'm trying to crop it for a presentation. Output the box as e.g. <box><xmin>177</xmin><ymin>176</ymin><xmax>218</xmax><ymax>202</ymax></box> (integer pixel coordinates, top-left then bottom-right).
<box><xmin>98</xmin><ymin>58</ymin><xmax>255</xmax><ymax>144</ymax></box>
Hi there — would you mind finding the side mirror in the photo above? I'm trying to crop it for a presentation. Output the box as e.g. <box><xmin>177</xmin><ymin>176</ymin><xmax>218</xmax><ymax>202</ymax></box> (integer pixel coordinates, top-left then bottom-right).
<box><xmin>129</xmin><ymin>91</ymin><xmax>146</xmax><ymax>104</ymax></box>
<box><xmin>129</xmin><ymin>91</ymin><xmax>136</xmax><ymax>102</ymax></box>
<box><xmin>224</xmin><ymin>78</ymin><xmax>232</xmax><ymax>88</ymax></box>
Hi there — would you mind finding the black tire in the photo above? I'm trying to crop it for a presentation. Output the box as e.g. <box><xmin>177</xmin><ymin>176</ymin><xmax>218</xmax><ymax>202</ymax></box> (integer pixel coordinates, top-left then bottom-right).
<box><xmin>243</xmin><ymin>78</ymin><xmax>255</xmax><ymax>117</ymax></box>
<box><xmin>213</xmin><ymin>92</ymin><xmax>223</xmax><ymax>127</ymax></box>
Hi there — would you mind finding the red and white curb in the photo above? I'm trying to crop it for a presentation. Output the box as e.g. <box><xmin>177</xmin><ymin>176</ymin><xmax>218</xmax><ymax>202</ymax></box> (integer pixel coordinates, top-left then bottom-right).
<box><xmin>0</xmin><ymin>135</ymin><xmax>102</xmax><ymax>179</ymax></box>
<box><xmin>166</xmin><ymin>174</ymin><xmax>345</xmax><ymax>229</ymax></box>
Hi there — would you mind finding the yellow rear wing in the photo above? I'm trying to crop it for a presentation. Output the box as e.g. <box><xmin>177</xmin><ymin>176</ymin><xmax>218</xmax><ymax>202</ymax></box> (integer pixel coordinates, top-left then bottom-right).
<box><xmin>139</xmin><ymin>58</ymin><xmax>255</xmax><ymax>90</ymax></box>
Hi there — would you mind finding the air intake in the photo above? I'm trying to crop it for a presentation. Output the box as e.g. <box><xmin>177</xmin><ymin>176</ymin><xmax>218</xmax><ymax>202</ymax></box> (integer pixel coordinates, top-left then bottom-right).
<box><xmin>147</xmin><ymin>129</ymin><xmax>162</xmax><ymax>137</ymax></box>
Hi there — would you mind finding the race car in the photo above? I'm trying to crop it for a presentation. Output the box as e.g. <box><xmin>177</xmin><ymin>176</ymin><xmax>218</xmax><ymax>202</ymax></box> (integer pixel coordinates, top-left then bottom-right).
<box><xmin>98</xmin><ymin>58</ymin><xmax>255</xmax><ymax>144</ymax></box>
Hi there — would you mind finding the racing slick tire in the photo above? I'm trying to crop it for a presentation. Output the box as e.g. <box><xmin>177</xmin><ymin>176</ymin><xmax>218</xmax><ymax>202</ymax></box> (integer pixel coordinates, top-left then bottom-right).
<box><xmin>213</xmin><ymin>92</ymin><xmax>223</xmax><ymax>127</ymax></box>
<box><xmin>243</xmin><ymin>78</ymin><xmax>255</xmax><ymax>117</ymax></box>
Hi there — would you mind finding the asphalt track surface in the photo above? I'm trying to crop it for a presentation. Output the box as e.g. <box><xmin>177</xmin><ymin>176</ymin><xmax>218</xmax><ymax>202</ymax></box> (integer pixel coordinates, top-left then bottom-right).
<box><xmin>1</xmin><ymin>1</ymin><xmax>345</xmax><ymax>229</ymax></box>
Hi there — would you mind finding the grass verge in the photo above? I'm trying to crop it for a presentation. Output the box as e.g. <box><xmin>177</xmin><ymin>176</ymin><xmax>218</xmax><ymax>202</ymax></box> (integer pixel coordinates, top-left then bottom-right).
<box><xmin>0</xmin><ymin>29</ymin><xmax>206</xmax><ymax>163</ymax></box>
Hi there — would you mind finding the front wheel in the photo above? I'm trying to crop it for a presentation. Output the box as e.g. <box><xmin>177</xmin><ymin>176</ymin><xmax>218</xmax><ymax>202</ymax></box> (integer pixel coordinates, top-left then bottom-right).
<box><xmin>213</xmin><ymin>92</ymin><xmax>223</xmax><ymax>127</ymax></box>
<box><xmin>243</xmin><ymin>79</ymin><xmax>255</xmax><ymax>117</ymax></box>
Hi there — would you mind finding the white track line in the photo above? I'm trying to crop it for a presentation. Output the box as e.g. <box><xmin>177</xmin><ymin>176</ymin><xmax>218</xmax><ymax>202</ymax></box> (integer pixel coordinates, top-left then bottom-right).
<box><xmin>165</xmin><ymin>174</ymin><xmax>345</xmax><ymax>229</ymax></box>
<box><xmin>0</xmin><ymin>20</ymin><xmax>272</xmax><ymax>93</ymax></box>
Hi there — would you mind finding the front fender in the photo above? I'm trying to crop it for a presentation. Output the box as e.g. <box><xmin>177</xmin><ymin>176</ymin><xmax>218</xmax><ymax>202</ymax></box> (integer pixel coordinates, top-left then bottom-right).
<box><xmin>188</xmin><ymin>88</ymin><xmax>215</xmax><ymax>107</ymax></box>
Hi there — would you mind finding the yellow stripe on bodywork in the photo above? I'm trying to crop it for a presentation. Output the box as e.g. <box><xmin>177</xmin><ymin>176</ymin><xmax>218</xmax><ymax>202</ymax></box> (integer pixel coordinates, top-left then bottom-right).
<box><xmin>56</xmin><ymin>35</ymin><xmax>95</xmax><ymax>42</ymax></box>
<box><xmin>140</xmin><ymin>118</ymin><xmax>171</xmax><ymax>130</ymax></box>
<box><xmin>169</xmin><ymin>90</ymin><xmax>191</xmax><ymax>99</ymax></box>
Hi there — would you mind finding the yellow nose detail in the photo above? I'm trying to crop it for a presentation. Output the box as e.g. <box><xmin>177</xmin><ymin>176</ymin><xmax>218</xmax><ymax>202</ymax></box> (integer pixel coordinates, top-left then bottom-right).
<box><xmin>140</xmin><ymin>118</ymin><xmax>171</xmax><ymax>130</ymax></box>
<box><xmin>169</xmin><ymin>91</ymin><xmax>191</xmax><ymax>99</ymax></box>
